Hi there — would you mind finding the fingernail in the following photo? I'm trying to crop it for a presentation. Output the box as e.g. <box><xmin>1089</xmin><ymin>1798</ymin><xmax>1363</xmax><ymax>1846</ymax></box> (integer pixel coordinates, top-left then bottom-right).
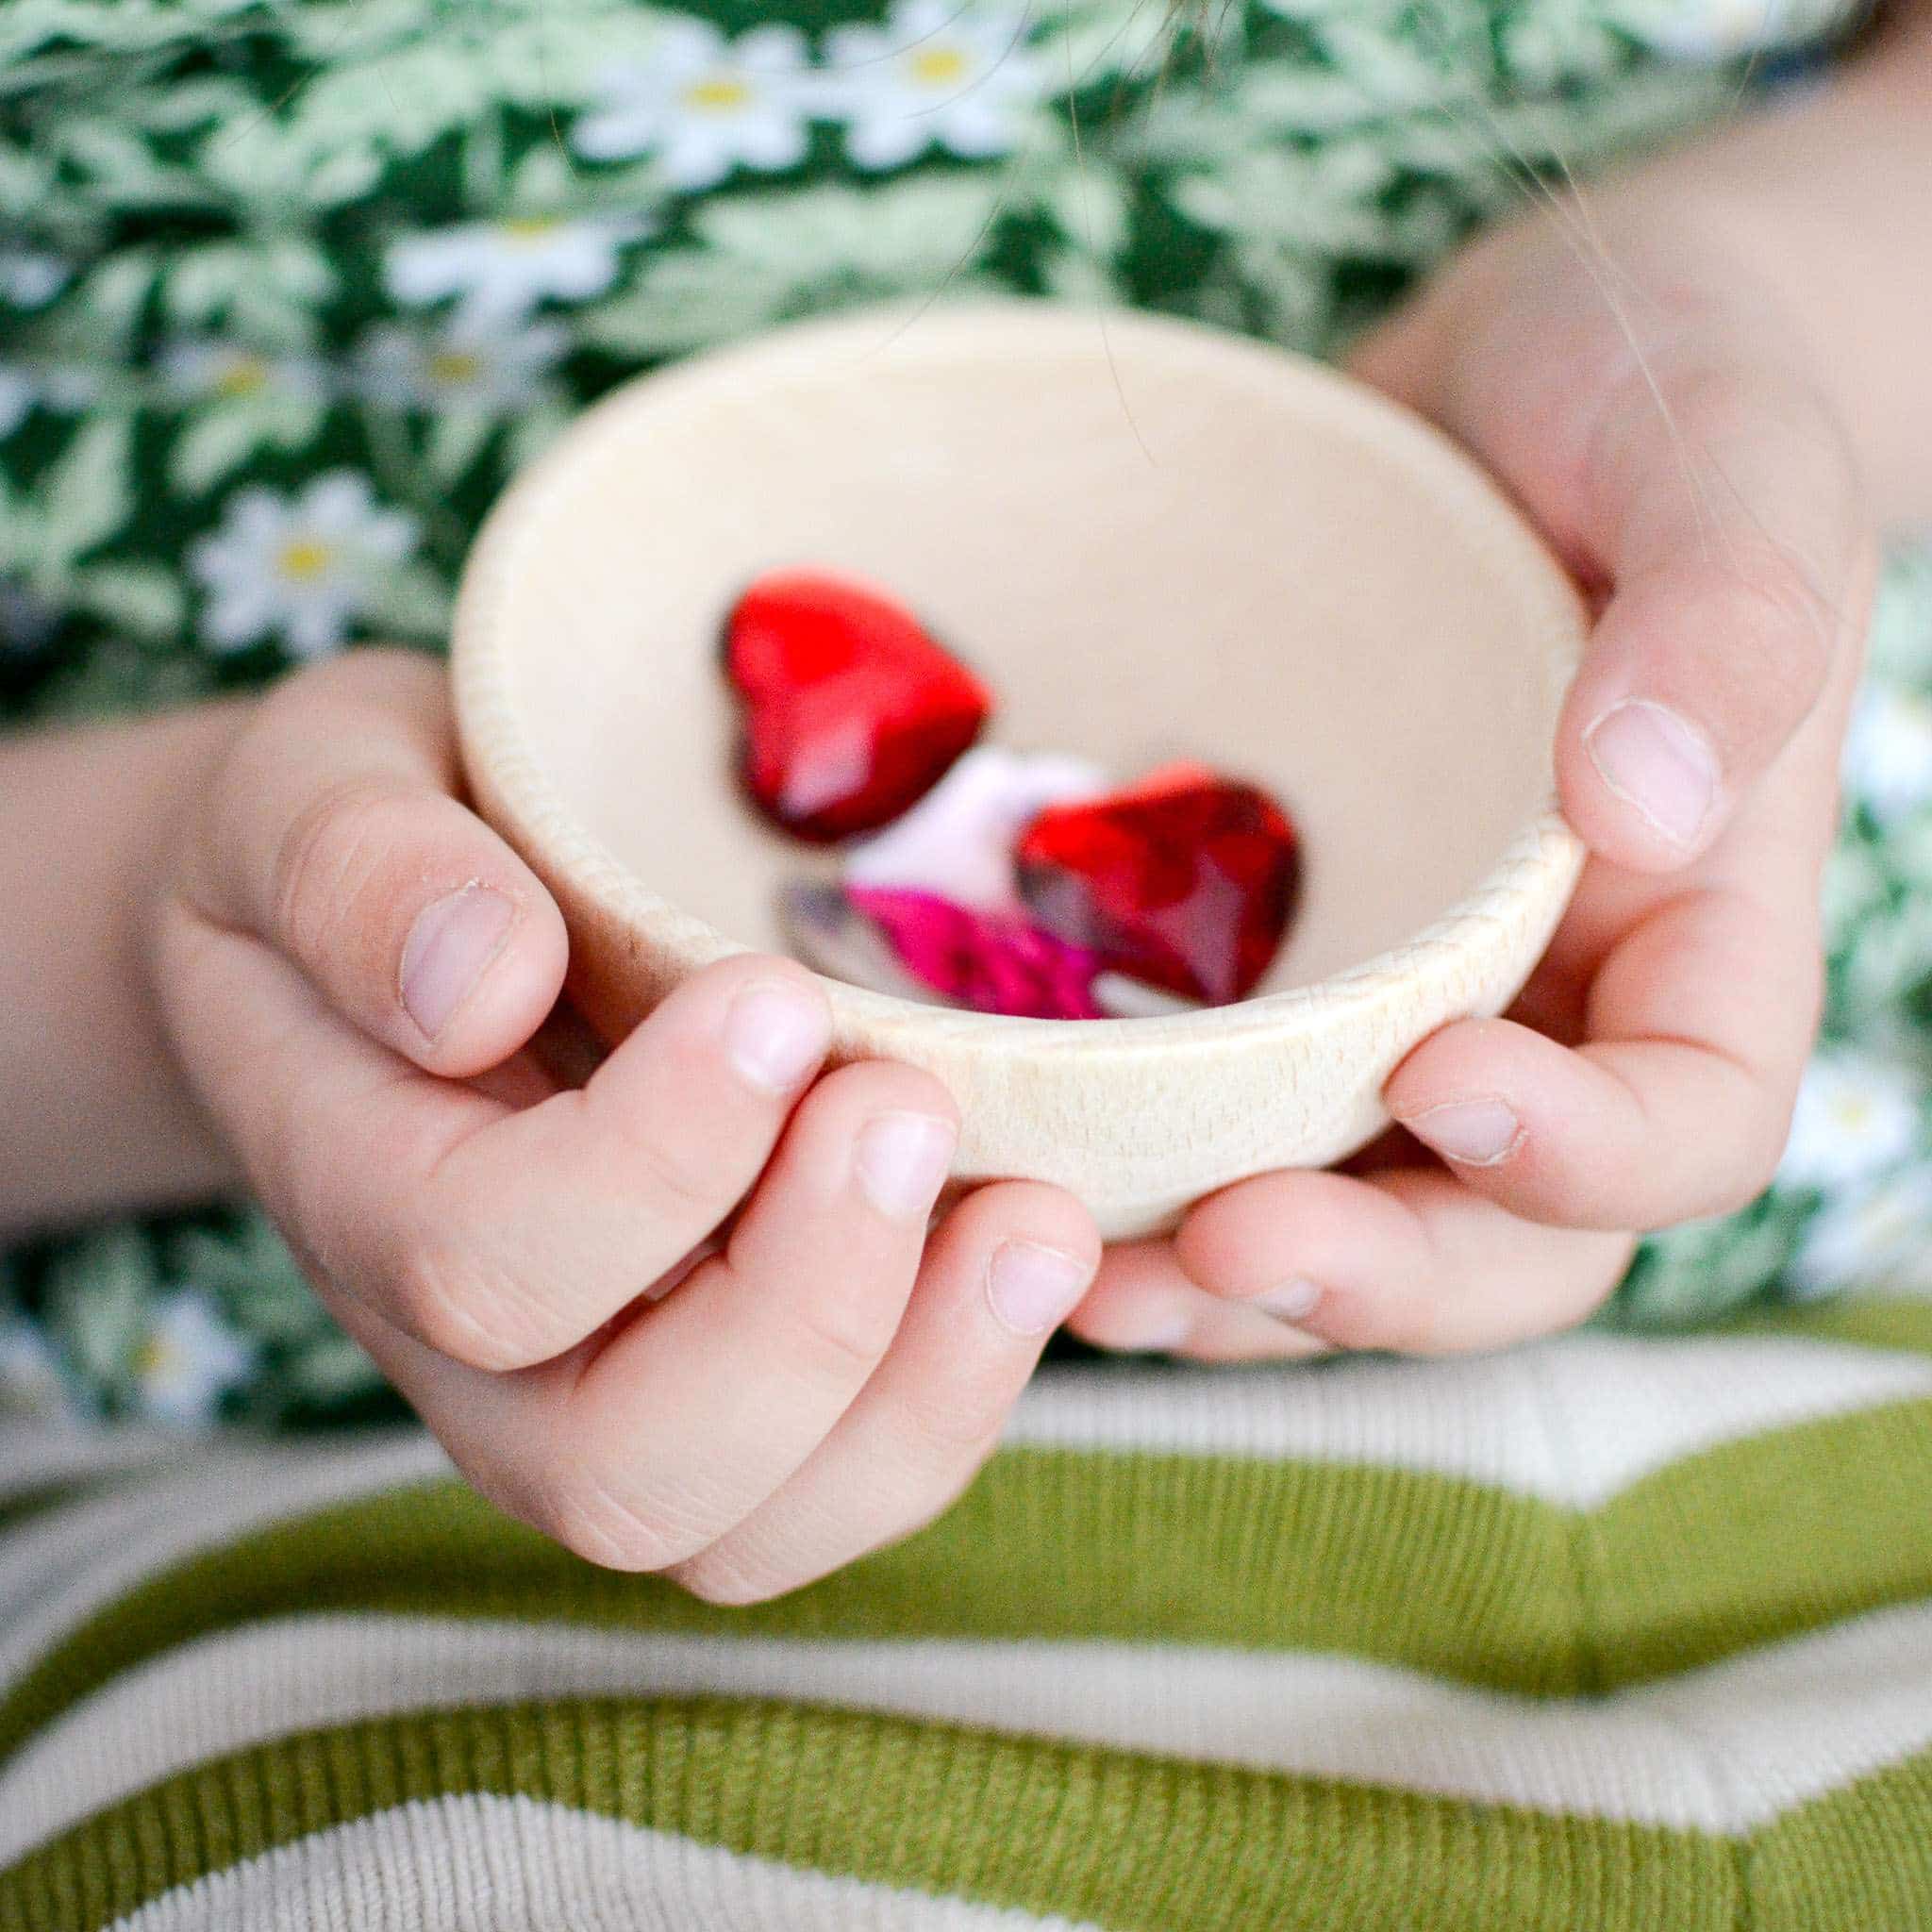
<box><xmin>400</xmin><ymin>886</ymin><xmax>515</xmax><ymax>1041</ymax></box>
<box><xmin>724</xmin><ymin>981</ymin><xmax>831</xmax><ymax>1092</ymax></box>
<box><xmin>1257</xmin><ymin>1277</ymin><xmax>1323</xmax><ymax>1324</ymax></box>
<box><xmin>855</xmin><ymin>1112</ymin><xmax>957</xmax><ymax>1219</ymax></box>
<box><xmin>1584</xmin><ymin>700</ymin><xmax>1719</xmax><ymax>850</ymax></box>
<box><xmin>1403</xmin><ymin>1098</ymin><xmax>1522</xmax><ymax>1167</ymax></box>
<box><xmin>986</xmin><ymin>1241</ymin><xmax>1094</xmax><ymax>1336</ymax></box>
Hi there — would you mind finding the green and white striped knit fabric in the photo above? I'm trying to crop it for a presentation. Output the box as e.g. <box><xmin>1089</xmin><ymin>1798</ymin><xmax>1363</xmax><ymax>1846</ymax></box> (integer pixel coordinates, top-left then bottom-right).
<box><xmin>5</xmin><ymin>1285</ymin><xmax>1932</xmax><ymax>1929</ymax></box>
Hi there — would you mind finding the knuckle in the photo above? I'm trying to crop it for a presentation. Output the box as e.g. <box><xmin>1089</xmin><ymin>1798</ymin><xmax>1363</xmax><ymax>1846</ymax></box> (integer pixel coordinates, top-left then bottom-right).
<box><xmin>271</xmin><ymin>774</ymin><xmax>411</xmax><ymax>972</ymax></box>
<box><xmin>389</xmin><ymin>1236</ymin><xmax>561</xmax><ymax>1372</ymax></box>
<box><xmin>1656</xmin><ymin>357</ymin><xmax>1762</xmax><ymax>449</ymax></box>
<box><xmin>676</xmin><ymin>1476</ymin><xmax>970</xmax><ymax>1605</ymax></box>
<box><xmin>782</xmin><ymin>1280</ymin><xmax>904</xmax><ymax>1389</ymax></box>
<box><xmin>1649</xmin><ymin>557</ymin><xmax>1832</xmax><ymax>762</ymax></box>
<box><xmin>673</xmin><ymin>1547</ymin><xmax>796</xmax><ymax>1607</ymax></box>
<box><xmin>625</xmin><ymin>1119</ymin><xmax>726</xmax><ymax>1220</ymax></box>
<box><xmin>191</xmin><ymin>705</ymin><xmax>299</xmax><ymax>911</ymax></box>
<box><xmin>1303</xmin><ymin>1290</ymin><xmax>1412</xmax><ymax>1357</ymax></box>
<box><xmin>575</xmin><ymin>1083</ymin><xmax>725</xmax><ymax>1226</ymax></box>
<box><xmin>896</xmin><ymin>1364</ymin><xmax>1012</xmax><ymax>1463</ymax></box>
<box><xmin>527</xmin><ymin>1461</ymin><xmax>690</xmax><ymax>1574</ymax></box>
<box><xmin>1726</xmin><ymin>557</ymin><xmax>1832</xmax><ymax>704</ymax></box>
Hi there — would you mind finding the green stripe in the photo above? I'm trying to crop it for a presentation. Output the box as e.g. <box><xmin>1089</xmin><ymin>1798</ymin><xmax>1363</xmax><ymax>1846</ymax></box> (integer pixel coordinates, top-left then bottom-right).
<box><xmin>1757</xmin><ymin>1746</ymin><xmax>1932</xmax><ymax>1930</ymax></box>
<box><xmin>1589</xmin><ymin>1397</ymin><xmax>1932</xmax><ymax>1684</ymax></box>
<box><xmin>0</xmin><ymin>1454</ymin><xmax>1577</xmax><ymax>1762</ymax></box>
<box><xmin>0</xmin><ymin>1449</ymin><xmax>179</xmax><ymax>1534</ymax></box>
<box><xmin>7</xmin><ymin>1399</ymin><xmax>1932</xmax><ymax>1765</ymax></box>
<box><xmin>0</xmin><ymin>1476</ymin><xmax>92</xmax><ymax>1536</ymax></box>
<box><xmin>1728</xmin><ymin>1295</ymin><xmax>1932</xmax><ymax>1358</ymax></box>
<box><xmin>12</xmin><ymin>1700</ymin><xmax>1929</xmax><ymax>1932</ymax></box>
<box><xmin>0</xmin><ymin>1698</ymin><xmax>1738</xmax><ymax>1932</ymax></box>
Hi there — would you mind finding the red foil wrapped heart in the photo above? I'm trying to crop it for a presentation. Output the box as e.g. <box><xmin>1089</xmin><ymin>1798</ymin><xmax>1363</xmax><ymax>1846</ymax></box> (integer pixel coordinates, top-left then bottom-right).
<box><xmin>723</xmin><ymin>572</ymin><xmax>992</xmax><ymax>843</ymax></box>
<box><xmin>1014</xmin><ymin>761</ymin><xmax>1300</xmax><ymax>1005</ymax></box>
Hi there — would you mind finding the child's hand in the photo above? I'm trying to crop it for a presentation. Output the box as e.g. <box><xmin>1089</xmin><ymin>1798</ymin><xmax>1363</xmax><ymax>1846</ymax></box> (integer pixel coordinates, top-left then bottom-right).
<box><xmin>1073</xmin><ymin>204</ymin><xmax>1877</xmax><ymax>1361</ymax></box>
<box><xmin>151</xmin><ymin>649</ymin><xmax>1098</xmax><ymax>1593</ymax></box>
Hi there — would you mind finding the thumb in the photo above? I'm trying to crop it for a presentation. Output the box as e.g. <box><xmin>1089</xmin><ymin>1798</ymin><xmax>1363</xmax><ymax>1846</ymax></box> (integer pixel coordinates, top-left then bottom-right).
<box><xmin>1347</xmin><ymin>217</ymin><xmax>1870</xmax><ymax>874</ymax></box>
<box><xmin>183</xmin><ymin>647</ymin><xmax>569</xmax><ymax>1079</ymax></box>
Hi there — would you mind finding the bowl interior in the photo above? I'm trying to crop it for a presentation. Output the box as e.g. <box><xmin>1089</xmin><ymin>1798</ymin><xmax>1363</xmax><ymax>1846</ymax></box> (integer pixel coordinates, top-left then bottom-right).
<box><xmin>472</xmin><ymin>306</ymin><xmax>1577</xmax><ymax>996</ymax></box>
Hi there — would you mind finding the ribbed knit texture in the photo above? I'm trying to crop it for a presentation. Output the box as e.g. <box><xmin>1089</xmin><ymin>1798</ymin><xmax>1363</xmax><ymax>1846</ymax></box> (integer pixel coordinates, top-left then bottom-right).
<box><xmin>6</xmin><ymin>4</ymin><xmax>1931</xmax><ymax>1925</ymax></box>
<box><xmin>5</xmin><ymin>1291</ymin><xmax>1932</xmax><ymax>1929</ymax></box>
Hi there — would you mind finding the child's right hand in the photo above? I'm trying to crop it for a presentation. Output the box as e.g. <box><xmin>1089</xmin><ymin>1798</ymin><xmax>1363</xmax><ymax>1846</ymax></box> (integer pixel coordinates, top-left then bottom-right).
<box><xmin>1070</xmin><ymin>195</ymin><xmax>1873</xmax><ymax>1363</ymax></box>
<box><xmin>149</xmin><ymin>648</ymin><xmax>1099</xmax><ymax>1598</ymax></box>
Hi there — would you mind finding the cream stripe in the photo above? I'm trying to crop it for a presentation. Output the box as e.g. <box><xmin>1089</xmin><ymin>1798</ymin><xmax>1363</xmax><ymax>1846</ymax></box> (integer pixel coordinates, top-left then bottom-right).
<box><xmin>0</xmin><ymin>1471</ymin><xmax>208</xmax><ymax>1632</ymax></box>
<box><xmin>0</xmin><ymin>1421</ymin><xmax>183</xmax><ymax>1506</ymax></box>
<box><xmin>12</xmin><ymin>1599</ymin><xmax>1932</xmax><ymax>1859</ymax></box>
<box><xmin>105</xmin><ymin>1792</ymin><xmax>1099</xmax><ymax>1932</ymax></box>
<box><xmin>0</xmin><ymin>1434</ymin><xmax>446</xmax><ymax>1690</ymax></box>
<box><xmin>7</xmin><ymin>1328</ymin><xmax>1931</xmax><ymax>1690</ymax></box>
<box><xmin>1009</xmin><ymin>1332</ymin><xmax>1932</xmax><ymax>1506</ymax></box>
<box><xmin>0</xmin><ymin>1438</ymin><xmax>356</xmax><ymax>1632</ymax></box>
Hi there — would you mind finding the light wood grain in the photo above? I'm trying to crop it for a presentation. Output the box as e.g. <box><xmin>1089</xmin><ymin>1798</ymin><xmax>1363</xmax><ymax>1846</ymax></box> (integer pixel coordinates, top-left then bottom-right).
<box><xmin>453</xmin><ymin>303</ymin><xmax>1588</xmax><ymax>1238</ymax></box>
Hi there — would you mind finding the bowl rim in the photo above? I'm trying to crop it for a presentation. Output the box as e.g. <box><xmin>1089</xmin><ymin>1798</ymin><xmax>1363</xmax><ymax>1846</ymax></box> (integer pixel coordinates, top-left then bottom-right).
<box><xmin>453</xmin><ymin>298</ymin><xmax>1588</xmax><ymax>1059</ymax></box>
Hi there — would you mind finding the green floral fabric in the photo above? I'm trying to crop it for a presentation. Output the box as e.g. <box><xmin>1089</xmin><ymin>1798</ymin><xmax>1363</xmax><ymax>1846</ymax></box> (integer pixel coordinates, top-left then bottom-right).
<box><xmin>2</xmin><ymin>0</ymin><xmax>1920</xmax><ymax>1430</ymax></box>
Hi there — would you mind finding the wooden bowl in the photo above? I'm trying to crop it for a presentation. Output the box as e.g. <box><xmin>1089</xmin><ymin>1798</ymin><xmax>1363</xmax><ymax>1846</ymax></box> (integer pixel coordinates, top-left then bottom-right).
<box><xmin>453</xmin><ymin>303</ymin><xmax>1586</xmax><ymax>1240</ymax></box>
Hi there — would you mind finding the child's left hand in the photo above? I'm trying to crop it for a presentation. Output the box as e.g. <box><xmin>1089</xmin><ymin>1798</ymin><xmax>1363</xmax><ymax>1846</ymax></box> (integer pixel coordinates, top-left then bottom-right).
<box><xmin>1074</xmin><ymin>200</ymin><xmax>1878</xmax><ymax>1361</ymax></box>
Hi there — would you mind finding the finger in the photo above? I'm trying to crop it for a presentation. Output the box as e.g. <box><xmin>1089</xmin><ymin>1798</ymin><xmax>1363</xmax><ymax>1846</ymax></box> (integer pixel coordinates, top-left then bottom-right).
<box><xmin>1551</xmin><ymin>348</ymin><xmax>1871</xmax><ymax>869</ymax></box>
<box><xmin>161</xmin><ymin>907</ymin><xmax>837</xmax><ymax>1370</ymax></box>
<box><xmin>1354</xmin><ymin>225</ymin><xmax>1871</xmax><ymax>871</ymax></box>
<box><xmin>183</xmin><ymin>648</ymin><xmax>568</xmax><ymax>1078</ymax></box>
<box><xmin>375</xmin><ymin>1059</ymin><xmax>961</xmax><ymax>1574</ymax></box>
<box><xmin>390</xmin><ymin>951</ymin><xmax>846</xmax><ymax>1368</ymax></box>
<box><xmin>1070</xmin><ymin>1241</ymin><xmax>1330</xmax><ymax>1362</ymax></box>
<box><xmin>671</xmin><ymin>1181</ymin><xmax>1099</xmax><ymax>1603</ymax></box>
<box><xmin>1387</xmin><ymin>869</ymin><xmax>1821</xmax><ymax>1230</ymax></box>
<box><xmin>1176</xmin><ymin>1167</ymin><xmax>1635</xmax><ymax>1356</ymax></box>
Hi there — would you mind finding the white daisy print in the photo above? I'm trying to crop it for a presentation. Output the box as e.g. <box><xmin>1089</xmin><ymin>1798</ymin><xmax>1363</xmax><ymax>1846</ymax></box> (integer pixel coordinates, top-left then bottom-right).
<box><xmin>190</xmin><ymin>472</ymin><xmax>418</xmax><ymax>659</ymax></box>
<box><xmin>0</xmin><ymin>250</ymin><xmax>67</xmax><ymax>308</ymax></box>
<box><xmin>0</xmin><ymin>361</ymin><xmax>106</xmax><ymax>429</ymax></box>
<box><xmin>158</xmin><ymin>339</ymin><xmax>325</xmax><ymax>403</ymax></box>
<box><xmin>353</xmin><ymin>319</ymin><xmax>567</xmax><ymax>410</ymax></box>
<box><xmin>386</xmin><ymin>215</ymin><xmax>647</xmax><ymax>328</ymax></box>
<box><xmin>1844</xmin><ymin>682</ymin><xmax>1932</xmax><ymax>827</ymax></box>
<box><xmin>131</xmin><ymin>1290</ymin><xmax>258</xmax><ymax>1429</ymax></box>
<box><xmin>0</xmin><ymin>364</ymin><xmax>33</xmax><ymax>438</ymax></box>
<box><xmin>1613</xmin><ymin>0</ymin><xmax>1842</xmax><ymax>59</ymax></box>
<box><xmin>846</xmin><ymin>746</ymin><xmax>1106</xmax><ymax>911</ymax></box>
<box><xmin>1615</xmin><ymin>0</ymin><xmax>1773</xmax><ymax>58</ymax></box>
<box><xmin>1778</xmin><ymin>1053</ymin><xmax>1924</xmax><ymax>1191</ymax></box>
<box><xmin>0</xmin><ymin>1320</ymin><xmax>75</xmax><ymax>1420</ymax></box>
<box><xmin>822</xmin><ymin>0</ymin><xmax>1043</xmax><ymax>172</ymax></box>
<box><xmin>575</xmin><ymin>21</ymin><xmax>813</xmax><ymax>192</ymax></box>
<box><xmin>1791</xmin><ymin>1169</ymin><xmax>1932</xmax><ymax>1299</ymax></box>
